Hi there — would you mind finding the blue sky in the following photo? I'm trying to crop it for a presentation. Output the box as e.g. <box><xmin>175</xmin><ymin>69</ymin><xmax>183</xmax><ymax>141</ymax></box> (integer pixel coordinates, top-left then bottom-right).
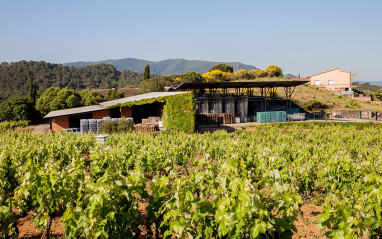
<box><xmin>1</xmin><ymin>0</ymin><xmax>381</xmax><ymax>81</ymax></box>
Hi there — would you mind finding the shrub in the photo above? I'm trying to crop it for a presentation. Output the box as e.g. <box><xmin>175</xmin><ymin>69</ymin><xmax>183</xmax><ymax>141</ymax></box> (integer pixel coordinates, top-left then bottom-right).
<box><xmin>337</xmin><ymin>95</ymin><xmax>343</xmax><ymax>99</ymax></box>
<box><xmin>304</xmin><ymin>100</ymin><xmax>329</xmax><ymax>111</ymax></box>
<box><xmin>117</xmin><ymin>118</ymin><xmax>134</xmax><ymax>132</ymax></box>
<box><xmin>100</xmin><ymin>121</ymin><xmax>114</xmax><ymax>134</ymax></box>
<box><xmin>345</xmin><ymin>99</ymin><xmax>361</xmax><ymax>109</ymax></box>
<box><xmin>100</xmin><ymin>118</ymin><xmax>134</xmax><ymax>134</ymax></box>
<box><xmin>0</xmin><ymin>120</ymin><xmax>29</xmax><ymax>131</ymax></box>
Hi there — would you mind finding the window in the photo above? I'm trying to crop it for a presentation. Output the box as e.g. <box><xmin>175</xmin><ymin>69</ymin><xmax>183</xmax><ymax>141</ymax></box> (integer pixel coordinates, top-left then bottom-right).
<box><xmin>314</xmin><ymin>80</ymin><xmax>320</xmax><ymax>85</ymax></box>
<box><xmin>328</xmin><ymin>80</ymin><xmax>334</xmax><ymax>85</ymax></box>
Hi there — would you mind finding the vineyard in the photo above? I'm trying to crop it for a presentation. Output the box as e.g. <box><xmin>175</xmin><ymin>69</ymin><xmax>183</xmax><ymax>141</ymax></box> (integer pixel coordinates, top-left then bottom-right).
<box><xmin>1</xmin><ymin>123</ymin><xmax>382</xmax><ymax>238</ymax></box>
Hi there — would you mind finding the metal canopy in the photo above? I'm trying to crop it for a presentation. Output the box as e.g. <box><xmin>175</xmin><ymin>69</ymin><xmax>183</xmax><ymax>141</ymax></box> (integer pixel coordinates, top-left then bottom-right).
<box><xmin>165</xmin><ymin>80</ymin><xmax>309</xmax><ymax>90</ymax></box>
<box><xmin>44</xmin><ymin>105</ymin><xmax>105</xmax><ymax>118</ymax></box>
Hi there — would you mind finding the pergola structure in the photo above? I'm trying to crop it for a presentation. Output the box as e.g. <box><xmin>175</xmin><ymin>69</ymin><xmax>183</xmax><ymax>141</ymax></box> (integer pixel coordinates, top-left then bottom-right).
<box><xmin>166</xmin><ymin>80</ymin><xmax>308</xmax><ymax>122</ymax></box>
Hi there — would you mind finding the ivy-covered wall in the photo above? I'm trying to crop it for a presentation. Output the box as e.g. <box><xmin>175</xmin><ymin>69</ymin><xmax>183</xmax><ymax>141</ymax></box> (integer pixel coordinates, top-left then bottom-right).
<box><xmin>105</xmin><ymin>92</ymin><xmax>195</xmax><ymax>133</ymax></box>
<box><xmin>163</xmin><ymin>92</ymin><xmax>195</xmax><ymax>133</ymax></box>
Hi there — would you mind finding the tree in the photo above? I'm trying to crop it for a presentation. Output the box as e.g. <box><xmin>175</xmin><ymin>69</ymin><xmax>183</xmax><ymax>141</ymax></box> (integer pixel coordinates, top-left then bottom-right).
<box><xmin>80</xmin><ymin>89</ymin><xmax>104</xmax><ymax>106</ymax></box>
<box><xmin>106</xmin><ymin>89</ymin><xmax>124</xmax><ymax>101</ymax></box>
<box><xmin>265</xmin><ymin>65</ymin><xmax>283</xmax><ymax>77</ymax></box>
<box><xmin>209</xmin><ymin>63</ymin><xmax>234</xmax><ymax>73</ymax></box>
<box><xmin>140</xmin><ymin>76</ymin><xmax>175</xmax><ymax>94</ymax></box>
<box><xmin>29</xmin><ymin>74</ymin><xmax>37</xmax><ymax>103</ymax></box>
<box><xmin>0</xmin><ymin>96</ymin><xmax>40</xmax><ymax>123</ymax></box>
<box><xmin>202</xmin><ymin>70</ymin><xmax>230</xmax><ymax>82</ymax></box>
<box><xmin>36</xmin><ymin>87</ymin><xmax>82</xmax><ymax>115</ymax></box>
<box><xmin>143</xmin><ymin>64</ymin><xmax>150</xmax><ymax>80</ymax></box>
<box><xmin>178</xmin><ymin>71</ymin><xmax>203</xmax><ymax>83</ymax></box>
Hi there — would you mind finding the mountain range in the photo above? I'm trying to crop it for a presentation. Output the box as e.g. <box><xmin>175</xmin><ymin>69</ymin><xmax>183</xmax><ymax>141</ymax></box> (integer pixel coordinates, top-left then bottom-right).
<box><xmin>64</xmin><ymin>58</ymin><xmax>260</xmax><ymax>75</ymax></box>
<box><xmin>357</xmin><ymin>81</ymin><xmax>382</xmax><ymax>87</ymax></box>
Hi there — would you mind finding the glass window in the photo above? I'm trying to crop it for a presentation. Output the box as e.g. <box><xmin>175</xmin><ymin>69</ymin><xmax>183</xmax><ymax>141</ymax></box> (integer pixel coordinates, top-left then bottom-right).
<box><xmin>328</xmin><ymin>80</ymin><xmax>334</xmax><ymax>85</ymax></box>
<box><xmin>314</xmin><ymin>80</ymin><xmax>320</xmax><ymax>85</ymax></box>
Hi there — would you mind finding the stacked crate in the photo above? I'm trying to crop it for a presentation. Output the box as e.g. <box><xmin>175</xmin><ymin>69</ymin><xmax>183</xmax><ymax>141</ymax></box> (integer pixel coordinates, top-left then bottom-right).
<box><xmin>133</xmin><ymin>124</ymin><xmax>156</xmax><ymax>133</ymax></box>
<box><xmin>220</xmin><ymin>113</ymin><xmax>234</xmax><ymax>124</ymax></box>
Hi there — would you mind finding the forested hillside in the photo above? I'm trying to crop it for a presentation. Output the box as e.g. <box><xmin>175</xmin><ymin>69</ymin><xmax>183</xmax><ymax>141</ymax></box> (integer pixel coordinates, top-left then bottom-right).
<box><xmin>0</xmin><ymin>61</ymin><xmax>150</xmax><ymax>101</ymax></box>
<box><xmin>64</xmin><ymin>58</ymin><xmax>260</xmax><ymax>75</ymax></box>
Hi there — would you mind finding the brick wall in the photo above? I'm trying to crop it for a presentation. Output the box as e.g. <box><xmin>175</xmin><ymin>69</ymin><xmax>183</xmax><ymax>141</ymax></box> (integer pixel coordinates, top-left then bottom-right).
<box><xmin>51</xmin><ymin>116</ymin><xmax>69</xmax><ymax>132</ymax></box>
<box><xmin>92</xmin><ymin>110</ymin><xmax>109</xmax><ymax>119</ymax></box>
<box><xmin>121</xmin><ymin>106</ymin><xmax>132</xmax><ymax>117</ymax></box>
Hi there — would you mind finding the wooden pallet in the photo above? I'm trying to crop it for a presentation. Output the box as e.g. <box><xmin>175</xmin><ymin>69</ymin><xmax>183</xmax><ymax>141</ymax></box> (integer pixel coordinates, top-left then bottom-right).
<box><xmin>134</xmin><ymin>124</ymin><xmax>156</xmax><ymax>133</ymax></box>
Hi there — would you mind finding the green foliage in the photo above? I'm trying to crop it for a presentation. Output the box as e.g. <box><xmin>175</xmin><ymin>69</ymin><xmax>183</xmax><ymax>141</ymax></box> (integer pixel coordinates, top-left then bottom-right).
<box><xmin>304</xmin><ymin>100</ymin><xmax>329</xmax><ymax>111</ymax></box>
<box><xmin>209</xmin><ymin>63</ymin><xmax>234</xmax><ymax>73</ymax></box>
<box><xmin>178</xmin><ymin>71</ymin><xmax>203</xmax><ymax>83</ymax></box>
<box><xmin>0</xmin><ymin>96</ymin><xmax>39</xmax><ymax>123</ymax></box>
<box><xmin>345</xmin><ymin>99</ymin><xmax>361</xmax><ymax>109</ymax></box>
<box><xmin>0</xmin><ymin>61</ymin><xmax>126</xmax><ymax>101</ymax></box>
<box><xmin>163</xmin><ymin>92</ymin><xmax>195</xmax><ymax>133</ymax></box>
<box><xmin>140</xmin><ymin>76</ymin><xmax>177</xmax><ymax>94</ymax></box>
<box><xmin>353</xmin><ymin>88</ymin><xmax>365</xmax><ymax>96</ymax></box>
<box><xmin>29</xmin><ymin>74</ymin><xmax>37</xmax><ymax>103</ymax></box>
<box><xmin>106</xmin><ymin>89</ymin><xmax>124</xmax><ymax>101</ymax></box>
<box><xmin>117</xmin><ymin>118</ymin><xmax>134</xmax><ymax>132</ymax></box>
<box><xmin>36</xmin><ymin>87</ymin><xmax>82</xmax><ymax>115</ymax></box>
<box><xmin>372</xmin><ymin>92</ymin><xmax>382</xmax><ymax>100</ymax></box>
<box><xmin>0</xmin><ymin>120</ymin><xmax>29</xmax><ymax>131</ymax></box>
<box><xmin>143</xmin><ymin>64</ymin><xmax>150</xmax><ymax>80</ymax></box>
<box><xmin>1</xmin><ymin>123</ymin><xmax>382</xmax><ymax>237</ymax></box>
<box><xmin>107</xmin><ymin>96</ymin><xmax>166</xmax><ymax>110</ymax></box>
<box><xmin>79</xmin><ymin>89</ymin><xmax>104</xmax><ymax>106</ymax></box>
<box><xmin>100</xmin><ymin>118</ymin><xmax>134</xmax><ymax>134</ymax></box>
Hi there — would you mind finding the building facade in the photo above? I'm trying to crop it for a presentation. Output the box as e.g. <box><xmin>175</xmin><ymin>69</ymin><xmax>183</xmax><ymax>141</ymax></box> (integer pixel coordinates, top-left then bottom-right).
<box><xmin>308</xmin><ymin>68</ymin><xmax>357</xmax><ymax>92</ymax></box>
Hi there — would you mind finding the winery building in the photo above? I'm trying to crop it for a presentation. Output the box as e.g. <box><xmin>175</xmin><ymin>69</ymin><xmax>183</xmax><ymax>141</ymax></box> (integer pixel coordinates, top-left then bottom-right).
<box><xmin>44</xmin><ymin>92</ymin><xmax>187</xmax><ymax>132</ymax></box>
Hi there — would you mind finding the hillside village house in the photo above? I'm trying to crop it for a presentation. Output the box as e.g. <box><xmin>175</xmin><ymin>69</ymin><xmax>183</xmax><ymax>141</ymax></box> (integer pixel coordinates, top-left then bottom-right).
<box><xmin>307</xmin><ymin>68</ymin><xmax>357</xmax><ymax>93</ymax></box>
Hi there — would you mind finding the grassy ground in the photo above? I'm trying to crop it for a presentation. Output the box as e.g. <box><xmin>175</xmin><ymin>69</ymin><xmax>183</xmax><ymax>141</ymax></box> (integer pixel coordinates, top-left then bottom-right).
<box><xmin>245</xmin><ymin>77</ymin><xmax>382</xmax><ymax>111</ymax></box>
<box><xmin>286</xmin><ymin>84</ymin><xmax>381</xmax><ymax>111</ymax></box>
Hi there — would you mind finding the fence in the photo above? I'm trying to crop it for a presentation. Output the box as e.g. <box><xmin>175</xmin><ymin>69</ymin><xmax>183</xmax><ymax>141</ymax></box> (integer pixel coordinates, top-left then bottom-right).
<box><xmin>326</xmin><ymin>110</ymin><xmax>382</xmax><ymax>121</ymax></box>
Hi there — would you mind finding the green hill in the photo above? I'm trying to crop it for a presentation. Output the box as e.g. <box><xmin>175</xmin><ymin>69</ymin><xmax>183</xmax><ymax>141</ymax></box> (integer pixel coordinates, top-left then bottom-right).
<box><xmin>0</xmin><ymin>61</ymin><xmax>151</xmax><ymax>101</ymax></box>
<box><xmin>64</xmin><ymin>58</ymin><xmax>260</xmax><ymax>75</ymax></box>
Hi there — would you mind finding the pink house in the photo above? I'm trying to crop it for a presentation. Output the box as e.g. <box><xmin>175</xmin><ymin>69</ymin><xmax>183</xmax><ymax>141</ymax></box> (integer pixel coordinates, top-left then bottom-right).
<box><xmin>307</xmin><ymin>68</ymin><xmax>357</xmax><ymax>92</ymax></box>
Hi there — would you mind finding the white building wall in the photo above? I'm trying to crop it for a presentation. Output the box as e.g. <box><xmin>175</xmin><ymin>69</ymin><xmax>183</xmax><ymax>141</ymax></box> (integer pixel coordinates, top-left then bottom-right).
<box><xmin>309</xmin><ymin>68</ymin><xmax>355</xmax><ymax>91</ymax></box>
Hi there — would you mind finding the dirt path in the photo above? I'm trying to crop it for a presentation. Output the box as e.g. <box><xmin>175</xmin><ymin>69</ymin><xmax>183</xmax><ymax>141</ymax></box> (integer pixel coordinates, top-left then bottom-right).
<box><xmin>32</xmin><ymin>123</ymin><xmax>50</xmax><ymax>134</ymax></box>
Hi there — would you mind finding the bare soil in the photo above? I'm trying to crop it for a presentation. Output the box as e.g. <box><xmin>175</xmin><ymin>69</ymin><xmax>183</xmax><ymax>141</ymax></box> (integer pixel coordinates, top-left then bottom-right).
<box><xmin>16</xmin><ymin>203</ymin><xmax>326</xmax><ymax>238</ymax></box>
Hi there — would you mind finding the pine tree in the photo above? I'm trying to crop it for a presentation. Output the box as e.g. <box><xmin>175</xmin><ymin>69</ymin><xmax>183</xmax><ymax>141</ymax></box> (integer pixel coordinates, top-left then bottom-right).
<box><xmin>143</xmin><ymin>64</ymin><xmax>150</xmax><ymax>80</ymax></box>
<box><xmin>29</xmin><ymin>74</ymin><xmax>37</xmax><ymax>103</ymax></box>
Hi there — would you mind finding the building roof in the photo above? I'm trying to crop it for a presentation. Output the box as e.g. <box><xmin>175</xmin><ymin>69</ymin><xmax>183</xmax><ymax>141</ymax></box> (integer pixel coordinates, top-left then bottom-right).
<box><xmin>44</xmin><ymin>105</ymin><xmax>105</xmax><ymax>118</ymax></box>
<box><xmin>307</xmin><ymin>68</ymin><xmax>357</xmax><ymax>78</ymax></box>
<box><xmin>99</xmin><ymin>92</ymin><xmax>187</xmax><ymax>108</ymax></box>
<box><xmin>165</xmin><ymin>80</ymin><xmax>309</xmax><ymax>90</ymax></box>
<box><xmin>289</xmin><ymin>78</ymin><xmax>309</xmax><ymax>81</ymax></box>
<box><xmin>44</xmin><ymin>91</ymin><xmax>189</xmax><ymax>118</ymax></box>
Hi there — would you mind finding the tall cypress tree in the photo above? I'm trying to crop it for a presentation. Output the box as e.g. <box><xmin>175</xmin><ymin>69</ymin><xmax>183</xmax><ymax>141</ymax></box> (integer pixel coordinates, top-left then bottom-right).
<box><xmin>143</xmin><ymin>64</ymin><xmax>150</xmax><ymax>80</ymax></box>
<box><xmin>29</xmin><ymin>74</ymin><xmax>37</xmax><ymax>103</ymax></box>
